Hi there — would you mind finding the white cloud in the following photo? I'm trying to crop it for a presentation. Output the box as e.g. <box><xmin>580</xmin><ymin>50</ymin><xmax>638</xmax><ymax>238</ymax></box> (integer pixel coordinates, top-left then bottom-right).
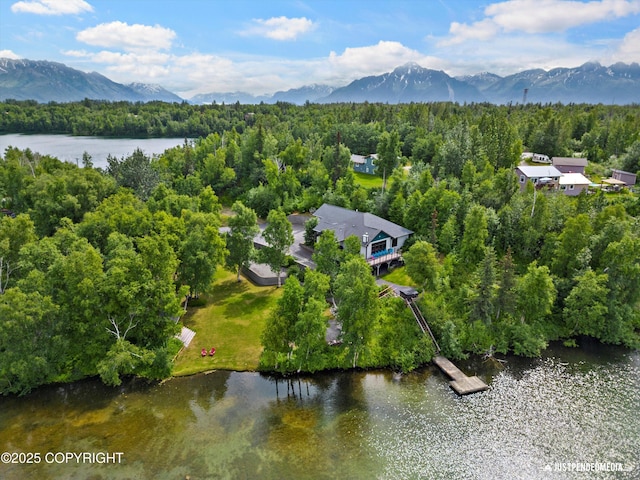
<box><xmin>241</xmin><ymin>16</ymin><xmax>314</xmax><ymax>40</ymax></box>
<box><xmin>441</xmin><ymin>0</ymin><xmax>640</xmax><ymax>45</ymax></box>
<box><xmin>487</xmin><ymin>0</ymin><xmax>640</xmax><ymax>33</ymax></box>
<box><xmin>610</xmin><ymin>27</ymin><xmax>640</xmax><ymax>62</ymax></box>
<box><xmin>76</xmin><ymin>21</ymin><xmax>176</xmax><ymax>52</ymax></box>
<box><xmin>0</xmin><ymin>50</ymin><xmax>22</xmax><ymax>59</ymax></box>
<box><xmin>62</xmin><ymin>49</ymin><xmax>89</xmax><ymax>58</ymax></box>
<box><xmin>64</xmin><ymin>49</ymin><xmax>172</xmax><ymax>79</ymax></box>
<box><xmin>437</xmin><ymin>33</ymin><xmax>604</xmax><ymax>76</ymax></box>
<box><xmin>443</xmin><ymin>19</ymin><xmax>500</xmax><ymax>46</ymax></box>
<box><xmin>11</xmin><ymin>0</ymin><xmax>92</xmax><ymax>15</ymax></box>
<box><xmin>326</xmin><ymin>41</ymin><xmax>446</xmax><ymax>83</ymax></box>
<box><xmin>63</xmin><ymin>40</ymin><xmax>451</xmax><ymax>96</ymax></box>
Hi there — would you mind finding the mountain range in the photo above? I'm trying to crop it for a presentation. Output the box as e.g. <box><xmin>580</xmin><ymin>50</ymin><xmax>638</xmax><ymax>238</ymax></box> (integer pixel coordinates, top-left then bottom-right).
<box><xmin>0</xmin><ymin>59</ymin><xmax>182</xmax><ymax>103</ymax></box>
<box><xmin>1</xmin><ymin>58</ymin><xmax>639</xmax><ymax>105</ymax></box>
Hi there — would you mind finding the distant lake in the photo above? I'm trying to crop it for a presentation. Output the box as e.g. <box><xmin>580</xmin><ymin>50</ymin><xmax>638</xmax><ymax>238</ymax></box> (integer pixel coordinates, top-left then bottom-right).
<box><xmin>0</xmin><ymin>134</ymin><xmax>191</xmax><ymax>170</ymax></box>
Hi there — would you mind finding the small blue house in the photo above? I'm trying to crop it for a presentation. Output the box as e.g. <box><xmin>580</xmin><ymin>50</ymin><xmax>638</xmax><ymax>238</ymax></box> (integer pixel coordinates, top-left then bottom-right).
<box><xmin>351</xmin><ymin>154</ymin><xmax>377</xmax><ymax>174</ymax></box>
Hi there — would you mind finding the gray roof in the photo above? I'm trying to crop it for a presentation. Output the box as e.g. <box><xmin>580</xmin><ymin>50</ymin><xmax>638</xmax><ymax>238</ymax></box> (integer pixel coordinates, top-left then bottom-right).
<box><xmin>313</xmin><ymin>203</ymin><xmax>413</xmax><ymax>244</ymax></box>
<box><xmin>350</xmin><ymin>153</ymin><xmax>377</xmax><ymax>164</ymax></box>
<box><xmin>517</xmin><ymin>165</ymin><xmax>562</xmax><ymax>177</ymax></box>
<box><xmin>552</xmin><ymin>157</ymin><xmax>588</xmax><ymax>167</ymax></box>
<box><xmin>611</xmin><ymin>168</ymin><xmax>636</xmax><ymax>177</ymax></box>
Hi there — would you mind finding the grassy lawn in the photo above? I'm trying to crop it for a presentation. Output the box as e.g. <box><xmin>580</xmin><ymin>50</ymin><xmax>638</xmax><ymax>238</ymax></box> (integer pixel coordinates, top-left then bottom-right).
<box><xmin>172</xmin><ymin>269</ymin><xmax>282</xmax><ymax>376</ymax></box>
<box><xmin>381</xmin><ymin>266</ymin><xmax>416</xmax><ymax>287</ymax></box>
<box><xmin>353</xmin><ymin>171</ymin><xmax>383</xmax><ymax>189</ymax></box>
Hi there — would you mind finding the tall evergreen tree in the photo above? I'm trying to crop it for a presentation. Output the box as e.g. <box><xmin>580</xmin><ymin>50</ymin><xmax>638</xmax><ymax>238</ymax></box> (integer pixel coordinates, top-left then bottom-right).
<box><xmin>470</xmin><ymin>247</ymin><xmax>497</xmax><ymax>325</ymax></box>
<box><xmin>375</xmin><ymin>130</ymin><xmax>401</xmax><ymax>192</ymax></box>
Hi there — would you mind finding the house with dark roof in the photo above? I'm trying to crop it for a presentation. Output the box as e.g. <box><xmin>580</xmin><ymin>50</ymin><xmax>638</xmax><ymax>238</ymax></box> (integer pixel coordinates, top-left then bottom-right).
<box><xmin>552</xmin><ymin>157</ymin><xmax>588</xmax><ymax>174</ymax></box>
<box><xmin>312</xmin><ymin>203</ymin><xmax>413</xmax><ymax>269</ymax></box>
<box><xmin>351</xmin><ymin>154</ymin><xmax>377</xmax><ymax>174</ymax></box>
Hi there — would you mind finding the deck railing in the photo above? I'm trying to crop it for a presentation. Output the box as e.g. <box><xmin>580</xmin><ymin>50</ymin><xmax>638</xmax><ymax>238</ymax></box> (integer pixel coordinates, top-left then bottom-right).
<box><xmin>367</xmin><ymin>251</ymin><xmax>401</xmax><ymax>266</ymax></box>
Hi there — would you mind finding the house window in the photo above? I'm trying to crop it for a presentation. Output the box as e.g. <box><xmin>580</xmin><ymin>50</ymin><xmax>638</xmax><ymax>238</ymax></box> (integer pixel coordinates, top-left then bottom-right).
<box><xmin>569</xmin><ymin>185</ymin><xmax>574</xmax><ymax>190</ymax></box>
<box><xmin>392</xmin><ymin>238</ymin><xmax>398</xmax><ymax>247</ymax></box>
<box><xmin>371</xmin><ymin>241</ymin><xmax>387</xmax><ymax>255</ymax></box>
<box><xmin>520</xmin><ymin>175</ymin><xmax>525</xmax><ymax>183</ymax></box>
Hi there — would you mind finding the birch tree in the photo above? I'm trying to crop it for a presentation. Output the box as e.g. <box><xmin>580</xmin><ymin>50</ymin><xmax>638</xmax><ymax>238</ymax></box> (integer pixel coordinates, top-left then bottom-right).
<box><xmin>261</xmin><ymin>209</ymin><xmax>293</xmax><ymax>288</ymax></box>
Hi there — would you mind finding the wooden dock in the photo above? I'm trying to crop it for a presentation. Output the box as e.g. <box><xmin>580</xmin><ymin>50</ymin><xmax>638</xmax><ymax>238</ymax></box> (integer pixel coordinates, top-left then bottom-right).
<box><xmin>433</xmin><ymin>356</ymin><xmax>488</xmax><ymax>395</ymax></box>
<box><xmin>378</xmin><ymin>284</ymin><xmax>489</xmax><ymax>395</ymax></box>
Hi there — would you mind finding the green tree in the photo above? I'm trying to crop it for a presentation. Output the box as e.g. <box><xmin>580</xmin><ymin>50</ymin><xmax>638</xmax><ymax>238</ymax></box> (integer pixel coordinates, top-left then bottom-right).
<box><xmin>563</xmin><ymin>269</ymin><xmax>609</xmax><ymax>339</ymax></box>
<box><xmin>334</xmin><ymin>256</ymin><xmax>379</xmax><ymax>367</ymax></box>
<box><xmin>200</xmin><ymin>146</ymin><xmax>236</xmax><ymax>193</ymax></box>
<box><xmin>303</xmin><ymin>216</ymin><xmax>318</xmax><ymax>246</ymax></box>
<box><xmin>261</xmin><ymin>209</ymin><xmax>293</xmax><ymax>287</ymax></box>
<box><xmin>600</xmin><ymin>233</ymin><xmax>640</xmax><ymax>346</ymax></box>
<box><xmin>403</xmin><ymin>240</ymin><xmax>441</xmax><ymax>291</ymax></box>
<box><xmin>460</xmin><ymin>204</ymin><xmax>489</xmax><ymax>268</ymax></box>
<box><xmin>378</xmin><ymin>296</ymin><xmax>435</xmax><ymax>372</ymax></box>
<box><xmin>495</xmin><ymin>248</ymin><xmax>517</xmax><ymax>320</ymax></box>
<box><xmin>96</xmin><ymin>337</ymin><xmax>155</xmax><ymax>387</ymax></box>
<box><xmin>342</xmin><ymin>235</ymin><xmax>362</xmax><ymax>259</ymax></box>
<box><xmin>552</xmin><ymin>214</ymin><xmax>593</xmax><ymax>278</ymax></box>
<box><xmin>434</xmin><ymin>121</ymin><xmax>472</xmax><ymax>178</ymax></box>
<box><xmin>375</xmin><ymin>130</ymin><xmax>401</xmax><ymax>192</ymax></box>
<box><xmin>45</xmin><ymin>232</ymin><xmax>108</xmax><ymax>375</ymax></box>
<box><xmin>293</xmin><ymin>297</ymin><xmax>328</xmax><ymax>372</ymax></box>
<box><xmin>107</xmin><ymin>148</ymin><xmax>159</xmax><ymax>200</ymax></box>
<box><xmin>515</xmin><ymin>261</ymin><xmax>556</xmax><ymax>324</ymax></box>
<box><xmin>0</xmin><ymin>214</ymin><xmax>36</xmax><ymax>294</ymax></box>
<box><xmin>478</xmin><ymin>112</ymin><xmax>521</xmax><ymax>170</ymax></box>
<box><xmin>261</xmin><ymin>275</ymin><xmax>304</xmax><ymax>370</ymax></box>
<box><xmin>322</xmin><ymin>142</ymin><xmax>352</xmax><ymax>186</ymax></box>
<box><xmin>178</xmin><ymin>211</ymin><xmax>227</xmax><ymax>299</ymax></box>
<box><xmin>621</xmin><ymin>139</ymin><xmax>640</xmax><ymax>175</ymax></box>
<box><xmin>411</xmin><ymin>133</ymin><xmax>442</xmax><ymax>165</ymax></box>
<box><xmin>0</xmin><ymin>288</ymin><xmax>61</xmax><ymax>395</ymax></box>
<box><xmin>294</xmin><ymin>272</ymin><xmax>331</xmax><ymax>372</ymax></box>
<box><xmin>312</xmin><ymin>229</ymin><xmax>342</xmax><ymax>284</ymax></box>
<box><xmin>225</xmin><ymin>201</ymin><xmax>260</xmax><ymax>281</ymax></box>
<box><xmin>470</xmin><ymin>247</ymin><xmax>497</xmax><ymax>325</ymax></box>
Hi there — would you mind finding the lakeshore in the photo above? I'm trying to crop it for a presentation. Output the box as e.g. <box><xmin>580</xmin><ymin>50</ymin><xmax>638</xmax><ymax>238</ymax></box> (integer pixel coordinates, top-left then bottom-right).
<box><xmin>1</xmin><ymin>344</ymin><xmax>638</xmax><ymax>480</ymax></box>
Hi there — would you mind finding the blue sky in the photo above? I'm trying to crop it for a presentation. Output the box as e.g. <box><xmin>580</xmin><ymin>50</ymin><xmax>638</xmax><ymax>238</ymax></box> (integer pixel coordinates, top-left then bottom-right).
<box><xmin>1</xmin><ymin>0</ymin><xmax>639</xmax><ymax>97</ymax></box>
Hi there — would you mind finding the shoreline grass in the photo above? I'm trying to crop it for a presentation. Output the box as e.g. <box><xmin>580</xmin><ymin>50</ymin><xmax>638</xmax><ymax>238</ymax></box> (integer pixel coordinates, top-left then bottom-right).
<box><xmin>172</xmin><ymin>269</ymin><xmax>282</xmax><ymax>376</ymax></box>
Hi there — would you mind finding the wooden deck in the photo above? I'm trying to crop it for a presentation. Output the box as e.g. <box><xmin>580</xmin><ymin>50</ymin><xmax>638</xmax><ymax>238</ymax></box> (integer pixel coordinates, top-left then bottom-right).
<box><xmin>433</xmin><ymin>355</ymin><xmax>488</xmax><ymax>395</ymax></box>
<box><xmin>176</xmin><ymin>326</ymin><xmax>196</xmax><ymax>348</ymax></box>
<box><xmin>367</xmin><ymin>252</ymin><xmax>401</xmax><ymax>267</ymax></box>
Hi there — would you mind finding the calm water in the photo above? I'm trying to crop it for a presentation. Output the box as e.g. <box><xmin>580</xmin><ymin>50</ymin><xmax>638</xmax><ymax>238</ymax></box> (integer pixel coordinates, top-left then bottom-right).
<box><xmin>0</xmin><ymin>134</ymin><xmax>190</xmax><ymax>169</ymax></box>
<box><xmin>1</xmin><ymin>343</ymin><xmax>638</xmax><ymax>479</ymax></box>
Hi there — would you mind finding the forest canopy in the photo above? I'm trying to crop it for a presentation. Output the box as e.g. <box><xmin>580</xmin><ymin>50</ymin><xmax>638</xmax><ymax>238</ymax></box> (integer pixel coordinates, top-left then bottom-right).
<box><xmin>1</xmin><ymin>100</ymin><xmax>639</xmax><ymax>394</ymax></box>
